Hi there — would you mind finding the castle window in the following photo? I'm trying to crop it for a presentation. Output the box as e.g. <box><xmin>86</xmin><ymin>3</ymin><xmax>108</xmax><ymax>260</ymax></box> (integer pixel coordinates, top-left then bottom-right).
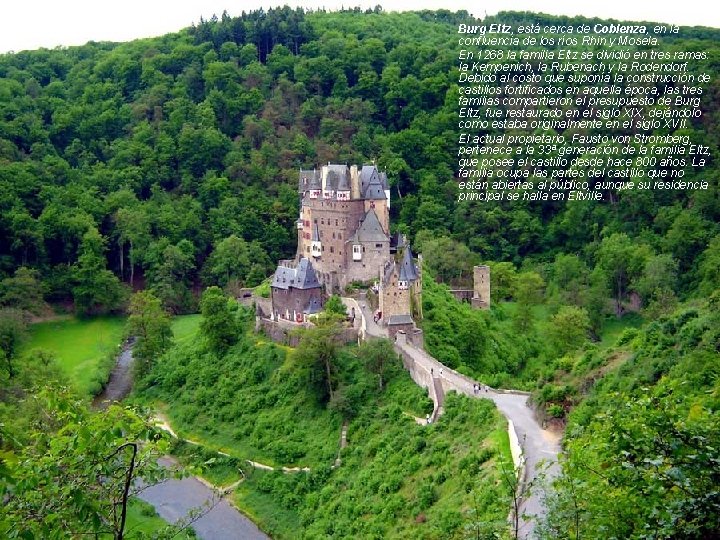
<box><xmin>335</xmin><ymin>219</ymin><xmax>338</xmax><ymax>226</ymax></box>
<box><xmin>330</xmin><ymin>246</ymin><xmax>334</xmax><ymax>253</ymax></box>
<box><xmin>375</xmin><ymin>243</ymin><xmax>383</xmax><ymax>248</ymax></box>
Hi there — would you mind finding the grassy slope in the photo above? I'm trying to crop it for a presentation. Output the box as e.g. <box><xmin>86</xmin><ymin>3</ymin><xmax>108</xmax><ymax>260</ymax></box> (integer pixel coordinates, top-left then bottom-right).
<box><xmin>22</xmin><ymin>315</ymin><xmax>126</xmax><ymax>396</ymax></box>
<box><xmin>135</xmin><ymin>312</ymin><xmax>513</xmax><ymax>539</ymax></box>
<box><xmin>234</xmin><ymin>392</ymin><xmax>512</xmax><ymax>540</ymax></box>
<box><xmin>135</xmin><ymin>321</ymin><xmax>343</xmax><ymax>469</ymax></box>
<box><xmin>171</xmin><ymin>314</ymin><xmax>202</xmax><ymax>345</ymax></box>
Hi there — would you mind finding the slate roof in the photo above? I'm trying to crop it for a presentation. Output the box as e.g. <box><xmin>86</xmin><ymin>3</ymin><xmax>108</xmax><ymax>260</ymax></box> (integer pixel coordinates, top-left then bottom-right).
<box><xmin>312</xmin><ymin>223</ymin><xmax>320</xmax><ymax>242</ymax></box>
<box><xmin>298</xmin><ymin>169</ymin><xmax>320</xmax><ymax>192</ymax></box>
<box><xmin>390</xmin><ymin>232</ymin><xmax>405</xmax><ymax>251</ymax></box>
<box><xmin>387</xmin><ymin>314</ymin><xmax>414</xmax><ymax>325</ymax></box>
<box><xmin>379</xmin><ymin>171</ymin><xmax>389</xmax><ymax>190</ymax></box>
<box><xmin>348</xmin><ymin>209</ymin><xmax>389</xmax><ymax>244</ymax></box>
<box><xmin>337</xmin><ymin>172</ymin><xmax>351</xmax><ymax>192</ymax></box>
<box><xmin>360</xmin><ymin>165</ymin><xmax>389</xmax><ymax>199</ymax></box>
<box><xmin>399</xmin><ymin>246</ymin><xmax>419</xmax><ymax>282</ymax></box>
<box><xmin>305</xmin><ymin>298</ymin><xmax>323</xmax><ymax>314</ymax></box>
<box><xmin>359</xmin><ymin>165</ymin><xmax>377</xmax><ymax>194</ymax></box>
<box><xmin>295</xmin><ymin>258</ymin><xmax>321</xmax><ymax>288</ymax></box>
<box><xmin>271</xmin><ymin>258</ymin><xmax>321</xmax><ymax>290</ymax></box>
<box><xmin>325</xmin><ymin>169</ymin><xmax>340</xmax><ymax>191</ymax></box>
<box><xmin>363</xmin><ymin>172</ymin><xmax>386</xmax><ymax>200</ymax></box>
<box><xmin>325</xmin><ymin>164</ymin><xmax>349</xmax><ymax>192</ymax></box>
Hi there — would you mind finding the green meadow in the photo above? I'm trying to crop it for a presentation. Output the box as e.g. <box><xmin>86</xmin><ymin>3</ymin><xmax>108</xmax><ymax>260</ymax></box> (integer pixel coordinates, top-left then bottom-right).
<box><xmin>22</xmin><ymin>314</ymin><xmax>201</xmax><ymax>397</ymax></box>
<box><xmin>22</xmin><ymin>316</ymin><xmax>127</xmax><ymax>396</ymax></box>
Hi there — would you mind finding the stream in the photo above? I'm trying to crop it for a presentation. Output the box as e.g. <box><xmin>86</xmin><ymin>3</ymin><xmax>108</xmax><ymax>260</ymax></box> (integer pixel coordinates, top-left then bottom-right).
<box><xmin>95</xmin><ymin>341</ymin><xmax>270</xmax><ymax>540</ymax></box>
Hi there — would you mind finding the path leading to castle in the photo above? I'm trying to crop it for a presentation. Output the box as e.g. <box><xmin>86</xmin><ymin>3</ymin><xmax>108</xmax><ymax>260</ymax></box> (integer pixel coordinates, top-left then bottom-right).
<box><xmin>346</xmin><ymin>295</ymin><xmax>561</xmax><ymax>539</ymax></box>
<box><xmin>395</xmin><ymin>339</ymin><xmax>561</xmax><ymax>539</ymax></box>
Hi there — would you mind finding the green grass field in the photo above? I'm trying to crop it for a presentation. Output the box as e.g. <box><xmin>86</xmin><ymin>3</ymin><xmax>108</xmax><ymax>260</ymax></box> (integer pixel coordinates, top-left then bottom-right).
<box><xmin>22</xmin><ymin>316</ymin><xmax>127</xmax><ymax>396</ymax></box>
<box><xmin>171</xmin><ymin>314</ymin><xmax>202</xmax><ymax>345</ymax></box>
<box><xmin>22</xmin><ymin>313</ymin><xmax>202</xmax><ymax>398</ymax></box>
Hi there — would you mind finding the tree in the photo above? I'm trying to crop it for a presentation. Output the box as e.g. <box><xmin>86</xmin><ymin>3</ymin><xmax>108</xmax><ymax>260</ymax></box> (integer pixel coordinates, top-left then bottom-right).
<box><xmin>202</xmin><ymin>235</ymin><xmax>272</xmax><ymax>290</ymax></box>
<box><xmin>323</xmin><ymin>295</ymin><xmax>347</xmax><ymax>318</ymax></box>
<box><xmin>145</xmin><ymin>239</ymin><xmax>196</xmax><ymax>314</ymax></box>
<box><xmin>72</xmin><ymin>228</ymin><xmax>127</xmax><ymax>315</ymax></box>
<box><xmin>0</xmin><ymin>267</ymin><xmax>46</xmax><ymax>315</ymax></box>
<box><xmin>199</xmin><ymin>286</ymin><xmax>238</xmax><ymax>354</ymax></box>
<box><xmin>664</xmin><ymin>211</ymin><xmax>712</xmax><ymax>273</ymax></box>
<box><xmin>585</xmin><ymin>267</ymin><xmax>610</xmax><ymax>338</ymax></box>
<box><xmin>513</xmin><ymin>271</ymin><xmax>545</xmax><ymax>331</ymax></box>
<box><xmin>543</xmin><ymin>392</ymin><xmax>720</xmax><ymax>539</ymax></box>
<box><xmin>596</xmin><ymin>233</ymin><xmax>650</xmax><ymax>317</ymax></box>
<box><xmin>0</xmin><ymin>308</ymin><xmax>27</xmax><ymax>378</ymax></box>
<box><xmin>633</xmin><ymin>254</ymin><xmax>679</xmax><ymax>318</ymax></box>
<box><xmin>487</xmin><ymin>261</ymin><xmax>518</xmax><ymax>303</ymax></box>
<box><xmin>357</xmin><ymin>338</ymin><xmax>396</xmax><ymax>390</ymax></box>
<box><xmin>0</xmin><ymin>388</ymin><xmax>175</xmax><ymax>539</ymax></box>
<box><xmin>127</xmin><ymin>291</ymin><xmax>173</xmax><ymax>377</ymax></box>
<box><xmin>293</xmin><ymin>323</ymin><xmax>340</xmax><ymax>403</ymax></box>
<box><xmin>114</xmin><ymin>206</ymin><xmax>151</xmax><ymax>287</ymax></box>
<box><xmin>549</xmin><ymin>306</ymin><xmax>590</xmax><ymax>355</ymax></box>
<box><xmin>549</xmin><ymin>254</ymin><xmax>590</xmax><ymax>308</ymax></box>
<box><xmin>698</xmin><ymin>234</ymin><xmax>720</xmax><ymax>296</ymax></box>
<box><xmin>414</xmin><ymin>233</ymin><xmax>475</xmax><ymax>285</ymax></box>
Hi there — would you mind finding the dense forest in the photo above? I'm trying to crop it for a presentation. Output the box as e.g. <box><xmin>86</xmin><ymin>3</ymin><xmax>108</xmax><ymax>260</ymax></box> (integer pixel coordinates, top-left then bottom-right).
<box><xmin>0</xmin><ymin>7</ymin><xmax>718</xmax><ymax>313</ymax></box>
<box><xmin>1</xmin><ymin>5</ymin><xmax>719</xmax><ymax>539</ymax></box>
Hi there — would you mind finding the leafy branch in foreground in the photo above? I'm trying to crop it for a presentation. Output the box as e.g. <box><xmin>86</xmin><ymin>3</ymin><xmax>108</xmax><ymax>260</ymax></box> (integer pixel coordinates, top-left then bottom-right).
<box><xmin>0</xmin><ymin>387</ymin><xmax>181</xmax><ymax>539</ymax></box>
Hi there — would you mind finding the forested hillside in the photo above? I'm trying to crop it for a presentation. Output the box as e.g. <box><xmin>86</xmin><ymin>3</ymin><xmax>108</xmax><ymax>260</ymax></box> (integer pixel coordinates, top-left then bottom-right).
<box><xmin>0</xmin><ymin>7</ymin><xmax>718</xmax><ymax>314</ymax></box>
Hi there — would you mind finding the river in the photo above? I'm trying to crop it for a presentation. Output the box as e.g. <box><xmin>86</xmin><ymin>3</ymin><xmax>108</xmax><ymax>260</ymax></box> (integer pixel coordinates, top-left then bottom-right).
<box><xmin>137</xmin><ymin>460</ymin><xmax>269</xmax><ymax>540</ymax></box>
<box><xmin>95</xmin><ymin>341</ymin><xmax>270</xmax><ymax>540</ymax></box>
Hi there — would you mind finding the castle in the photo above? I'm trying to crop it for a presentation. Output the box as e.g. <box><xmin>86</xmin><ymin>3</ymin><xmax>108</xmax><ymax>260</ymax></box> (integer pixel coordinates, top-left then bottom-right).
<box><xmin>296</xmin><ymin>164</ymin><xmax>392</xmax><ymax>291</ymax></box>
<box><xmin>266</xmin><ymin>164</ymin><xmax>422</xmax><ymax>330</ymax></box>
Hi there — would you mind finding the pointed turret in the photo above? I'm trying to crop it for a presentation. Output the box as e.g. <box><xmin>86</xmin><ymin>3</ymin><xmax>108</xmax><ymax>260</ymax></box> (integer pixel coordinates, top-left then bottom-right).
<box><xmin>398</xmin><ymin>245</ymin><xmax>419</xmax><ymax>289</ymax></box>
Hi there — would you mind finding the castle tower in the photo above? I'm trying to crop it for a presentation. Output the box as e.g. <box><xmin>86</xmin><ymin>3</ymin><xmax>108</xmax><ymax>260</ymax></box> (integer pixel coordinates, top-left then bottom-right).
<box><xmin>472</xmin><ymin>265</ymin><xmax>490</xmax><ymax>309</ymax></box>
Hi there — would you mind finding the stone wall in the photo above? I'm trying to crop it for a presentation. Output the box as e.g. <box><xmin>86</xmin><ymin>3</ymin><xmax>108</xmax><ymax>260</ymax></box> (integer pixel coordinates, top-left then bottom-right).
<box><xmin>298</xmin><ymin>197</ymin><xmax>366</xmax><ymax>284</ymax></box>
<box><xmin>393</xmin><ymin>335</ymin><xmax>440</xmax><ymax>418</ymax></box>
<box><xmin>258</xmin><ymin>317</ymin><xmax>358</xmax><ymax>347</ymax></box>
<box><xmin>449</xmin><ymin>289</ymin><xmax>473</xmax><ymax>303</ymax></box>
<box><xmin>344</xmin><ymin>242</ymin><xmax>389</xmax><ymax>286</ymax></box>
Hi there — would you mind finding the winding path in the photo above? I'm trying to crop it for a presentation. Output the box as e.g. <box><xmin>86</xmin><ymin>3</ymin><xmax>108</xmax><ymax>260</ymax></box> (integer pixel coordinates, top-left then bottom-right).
<box><xmin>350</xmin><ymin>296</ymin><xmax>561</xmax><ymax>539</ymax></box>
